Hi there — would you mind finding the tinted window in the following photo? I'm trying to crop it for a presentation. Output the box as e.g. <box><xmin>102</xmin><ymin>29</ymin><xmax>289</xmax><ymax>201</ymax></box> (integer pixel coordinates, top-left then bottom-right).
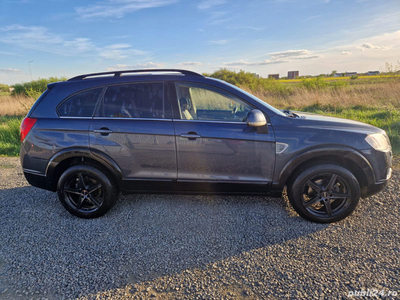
<box><xmin>58</xmin><ymin>88</ymin><xmax>102</xmax><ymax>117</ymax></box>
<box><xmin>96</xmin><ymin>83</ymin><xmax>168</xmax><ymax>119</ymax></box>
<box><xmin>176</xmin><ymin>84</ymin><xmax>253</xmax><ymax>122</ymax></box>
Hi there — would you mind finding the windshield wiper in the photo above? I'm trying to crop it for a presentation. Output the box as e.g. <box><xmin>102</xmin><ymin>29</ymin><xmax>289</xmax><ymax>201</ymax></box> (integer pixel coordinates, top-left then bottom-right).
<box><xmin>283</xmin><ymin>109</ymin><xmax>300</xmax><ymax>118</ymax></box>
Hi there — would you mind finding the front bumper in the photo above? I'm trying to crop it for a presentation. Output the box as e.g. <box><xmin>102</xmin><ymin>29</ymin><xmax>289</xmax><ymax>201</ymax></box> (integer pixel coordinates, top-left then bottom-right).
<box><xmin>362</xmin><ymin>169</ymin><xmax>391</xmax><ymax>198</ymax></box>
<box><xmin>360</xmin><ymin>147</ymin><xmax>392</xmax><ymax>198</ymax></box>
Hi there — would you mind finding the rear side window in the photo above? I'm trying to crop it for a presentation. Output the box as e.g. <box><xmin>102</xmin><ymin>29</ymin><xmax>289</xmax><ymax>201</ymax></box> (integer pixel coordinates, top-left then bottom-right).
<box><xmin>95</xmin><ymin>82</ymin><xmax>169</xmax><ymax>119</ymax></box>
<box><xmin>58</xmin><ymin>88</ymin><xmax>103</xmax><ymax>117</ymax></box>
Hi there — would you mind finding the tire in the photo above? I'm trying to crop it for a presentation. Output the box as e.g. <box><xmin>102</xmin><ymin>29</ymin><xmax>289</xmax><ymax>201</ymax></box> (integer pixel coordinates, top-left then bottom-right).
<box><xmin>57</xmin><ymin>163</ymin><xmax>119</xmax><ymax>218</ymax></box>
<box><xmin>287</xmin><ymin>164</ymin><xmax>360</xmax><ymax>223</ymax></box>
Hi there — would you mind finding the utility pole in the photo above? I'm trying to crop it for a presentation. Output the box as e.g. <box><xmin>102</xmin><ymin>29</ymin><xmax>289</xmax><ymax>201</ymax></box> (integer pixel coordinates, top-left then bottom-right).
<box><xmin>28</xmin><ymin>61</ymin><xmax>33</xmax><ymax>81</ymax></box>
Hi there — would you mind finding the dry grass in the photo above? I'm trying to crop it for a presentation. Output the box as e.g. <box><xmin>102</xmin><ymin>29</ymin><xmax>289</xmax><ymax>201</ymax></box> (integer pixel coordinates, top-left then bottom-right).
<box><xmin>247</xmin><ymin>80</ymin><xmax>400</xmax><ymax>110</ymax></box>
<box><xmin>0</xmin><ymin>94</ymin><xmax>35</xmax><ymax>116</ymax></box>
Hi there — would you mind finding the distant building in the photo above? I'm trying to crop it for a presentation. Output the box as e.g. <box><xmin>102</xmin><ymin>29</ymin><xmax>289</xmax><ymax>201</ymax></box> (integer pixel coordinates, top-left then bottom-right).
<box><xmin>346</xmin><ymin>72</ymin><xmax>357</xmax><ymax>77</ymax></box>
<box><xmin>9</xmin><ymin>87</ymin><xmax>14</xmax><ymax>93</ymax></box>
<box><xmin>334</xmin><ymin>72</ymin><xmax>357</xmax><ymax>77</ymax></box>
<box><xmin>268</xmin><ymin>74</ymin><xmax>279</xmax><ymax>79</ymax></box>
<box><xmin>367</xmin><ymin>71</ymin><xmax>380</xmax><ymax>76</ymax></box>
<box><xmin>288</xmin><ymin>71</ymin><xmax>299</xmax><ymax>79</ymax></box>
<box><xmin>251</xmin><ymin>73</ymin><xmax>260</xmax><ymax>79</ymax></box>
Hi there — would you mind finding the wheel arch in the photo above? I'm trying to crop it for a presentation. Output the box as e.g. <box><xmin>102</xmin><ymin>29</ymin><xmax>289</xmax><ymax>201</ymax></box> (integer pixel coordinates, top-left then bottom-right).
<box><xmin>277</xmin><ymin>147</ymin><xmax>375</xmax><ymax>198</ymax></box>
<box><xmin>45</xmin><ymin>147</ymin><xmax>123</xmax><ymax>192</ymax></box>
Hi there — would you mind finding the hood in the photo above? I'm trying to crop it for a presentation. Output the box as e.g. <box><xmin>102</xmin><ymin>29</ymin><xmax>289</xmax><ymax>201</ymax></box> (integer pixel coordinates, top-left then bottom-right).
<box><xmin>291</xmin><ymin>111</ymin><xmax>384</xmax><ymax>135</ymax></box>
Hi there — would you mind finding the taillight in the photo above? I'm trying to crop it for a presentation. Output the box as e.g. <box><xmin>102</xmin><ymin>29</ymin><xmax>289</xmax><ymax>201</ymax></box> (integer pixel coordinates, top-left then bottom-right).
<box><xmin>20</xmin><ymin>117</ymin><xmax>37</xmax><ymax>142</ymax></box>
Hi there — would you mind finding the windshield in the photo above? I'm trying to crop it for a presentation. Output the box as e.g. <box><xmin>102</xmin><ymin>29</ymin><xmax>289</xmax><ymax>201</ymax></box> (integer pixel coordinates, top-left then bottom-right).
<box><xmin>207</xmin><ymin>78</ymin><xmax>286</xmax><ymax>117</ymax></box>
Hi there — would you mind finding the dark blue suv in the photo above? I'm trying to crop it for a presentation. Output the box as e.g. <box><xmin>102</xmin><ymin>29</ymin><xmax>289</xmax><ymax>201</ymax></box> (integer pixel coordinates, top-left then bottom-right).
<box><xmin>20</xmin><ymin>69</ymin><xmax>392</xmax><ymax>222</ymax></box>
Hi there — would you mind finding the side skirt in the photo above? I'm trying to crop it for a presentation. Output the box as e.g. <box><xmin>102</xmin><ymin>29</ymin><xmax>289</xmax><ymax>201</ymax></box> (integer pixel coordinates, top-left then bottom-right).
<box><xmin>120</xmin><ymin>179</ymin><xmax>279</xmax><ymax>196</ymax></box>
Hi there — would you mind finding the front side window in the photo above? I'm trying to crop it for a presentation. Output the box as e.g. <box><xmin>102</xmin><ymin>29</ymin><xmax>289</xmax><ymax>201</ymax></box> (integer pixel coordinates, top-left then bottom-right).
<box><xmin>176</xmin><ymin>84</ymin><xmax>253</xmax><ymax>122</ymax></box>
<box><xmin>95</xmin><ymin>82</ymin><xmax>168</xmax><ymax>119</ymax></box>
<box><xmin>58</xmin><ymin>88</ymin><xmax>103</xmax><ymax>117</ymax></box>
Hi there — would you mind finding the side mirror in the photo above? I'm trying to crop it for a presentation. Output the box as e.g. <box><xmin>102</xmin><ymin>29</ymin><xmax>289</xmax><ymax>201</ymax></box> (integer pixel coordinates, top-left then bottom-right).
<box><xmin>247</xmin><ymin>109</ymin><xmax>267</xmax><ymax>127</ymax></box>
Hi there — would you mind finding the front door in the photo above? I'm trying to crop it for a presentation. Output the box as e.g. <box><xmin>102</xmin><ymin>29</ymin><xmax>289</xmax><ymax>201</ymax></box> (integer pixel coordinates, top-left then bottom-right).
<box><xmin>172</xmin><ymin>83</ymin><xmax>275</xmax><ymax>192</ymax></box>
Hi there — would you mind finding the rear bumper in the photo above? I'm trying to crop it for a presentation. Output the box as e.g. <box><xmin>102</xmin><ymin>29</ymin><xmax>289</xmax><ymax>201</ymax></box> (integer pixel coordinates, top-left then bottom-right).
<box><xmin>23</xmin><ymin>171</ymin><xmax>55</xmax><ymax>192</ymax></box>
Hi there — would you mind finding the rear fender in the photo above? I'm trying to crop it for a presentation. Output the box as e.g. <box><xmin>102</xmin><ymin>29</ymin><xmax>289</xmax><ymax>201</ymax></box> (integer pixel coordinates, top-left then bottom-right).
<box><xmin>46</xmin><ymin>147</ymin><xmax>123</xmax><ymax>187</ymax></box>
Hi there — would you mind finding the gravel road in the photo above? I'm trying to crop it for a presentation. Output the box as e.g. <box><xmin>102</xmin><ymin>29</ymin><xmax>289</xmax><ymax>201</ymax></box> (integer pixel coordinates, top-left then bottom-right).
<box><xmin>0</xmin><ymin>157</ymin><xmax>399</xmax><ymax>300</ymax></box>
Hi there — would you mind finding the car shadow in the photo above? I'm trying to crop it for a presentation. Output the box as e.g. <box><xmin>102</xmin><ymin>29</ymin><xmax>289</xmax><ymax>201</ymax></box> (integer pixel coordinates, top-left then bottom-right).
<box><xmin>0</xmin><ymin>185</ymin><xmax>329</xmax><ymax>299</ymax></box>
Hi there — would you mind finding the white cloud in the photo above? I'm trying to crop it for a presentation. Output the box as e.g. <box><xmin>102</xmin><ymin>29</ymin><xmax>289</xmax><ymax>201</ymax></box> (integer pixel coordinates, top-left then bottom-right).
<box><xmin>0</xmin><ymin>68</ymin><xmax>22</xmax><ymax>74</ymax></box>
<box><xmin>0</xmin><ymin>25</ymin><xmax>89</xmax><ymax>55</ymax></box>
<box><xmin>99</xmin><ymin>48</ymin><xmax>147</xmax><ymax>60</ymax></box>
<box><xmin>207</xmin><ymin>11</ymin><xmax>230</xmax><ymax>25</ymax></box>
<box><xmin>106</xmin><ymin>62</ymin><xmax>164</xmax><ymax>70</ymax></box>
<box><xmin>223</xmin><ymin>59</ymin><xmax>288</xmax><ymax>66</ymax></box>
<box><xmin>63</xmin><ymin>38</ymin><xmax>94</xmax><ymax>52</ymax></box>
<box><xmin>0</xmin><ymin>24</ymin><xmax>147</xmax><ymax>59</ymax></box>
<box><xmin>133</xmin><ymin>62</ymin><xmax>164</xmax><ymax>68</ymax></box>
<box><xmin>99</xmin><ymin>44</ymin><xmax>147</xmax><ymax>60</ymax></box>
<box><xmin>293</xmin><ymin>55</ymin><xmax>320</xmax><ymax>60</ymax></box>
<box><xmin>178</xmin><ymin>62</ymin><xmax>202</xmax><ymax>66</ymax></box>
<box><xmin>197</xmin><ymin>0</ymin><xmax>226</xmax><ymax>10</ymax></box>
<box><xmin>279</xmin><ymin>30</ymin><xmax>400</xmax><ymax>76</ymax></box>
<box><xmin>269</xmin><ymin>49</ymin><xmax>317</xmax><ymax>59</ymax></box>
<box><xmin>0</xmin><ymin>25</ymin><xmax>63</xmax><ymax>47</ymax></box>
<box><xmin>227</xmin><ymin>25</ymin><xmax>264</xmax><ymax>31</ymax></box>
<box><xmin>76</xmin><ymin>0</ymin><xmax>178</xmax><ymax>19</ymax></box>
<box><xmin>208</xmin><ymin>39</ymin><xmax>228</xmax><ymax>45</ymax></box>
<box><xmin>106</xmin><ymin>44</ymin><xmax>132</xmax><ymax>49</ymax></box>
<box><xmin>358</xmin><ymin>43</ymin><xmax>389</xmax><ymax>51</ymax></box>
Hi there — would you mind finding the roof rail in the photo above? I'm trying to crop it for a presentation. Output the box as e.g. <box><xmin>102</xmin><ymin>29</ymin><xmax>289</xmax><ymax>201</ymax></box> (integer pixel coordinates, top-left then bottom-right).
<box><xmin>68</xmin><ymin>69</ymin><xmax>204</xmax><ymax>81</ymax></box>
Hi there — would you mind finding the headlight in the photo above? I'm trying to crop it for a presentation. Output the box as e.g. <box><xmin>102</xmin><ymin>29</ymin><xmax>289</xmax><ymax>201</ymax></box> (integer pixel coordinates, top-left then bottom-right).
<box><xmin>365</xmin><ymin>133</ymin><xmax>390</xmax><ymax>151</ymax></box>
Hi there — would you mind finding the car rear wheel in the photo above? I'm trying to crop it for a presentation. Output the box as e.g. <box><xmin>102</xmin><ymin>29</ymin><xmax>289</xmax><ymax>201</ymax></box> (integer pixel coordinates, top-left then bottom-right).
<box><xmin>57</xmin><ymin>163</ymin><xmax>118</xmax><ymax>218</ymax></box>
<box><xmin>287</xmin><ymin>164</ymin><xmax>360</xmax><ymax>223</ymax></box>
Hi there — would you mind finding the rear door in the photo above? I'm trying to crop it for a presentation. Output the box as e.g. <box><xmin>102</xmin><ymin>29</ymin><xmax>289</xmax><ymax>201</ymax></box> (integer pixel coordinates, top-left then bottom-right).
<box><xmin>172</xmin><ymin>82</ymin><xmax>276</xmax><ymax>192</ymax></box>
<box><xmin>89</xmin><ymin>81</ymin><xmax>176</xmax><ymax>191</ymax></box>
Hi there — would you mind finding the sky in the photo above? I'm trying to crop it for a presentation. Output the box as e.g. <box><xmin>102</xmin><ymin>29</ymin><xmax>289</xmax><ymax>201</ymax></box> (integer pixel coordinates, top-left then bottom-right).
<box><xmin>0</xmin><ymin>0</ymin><xmax>399</xmax><ymax>85</ymax></box>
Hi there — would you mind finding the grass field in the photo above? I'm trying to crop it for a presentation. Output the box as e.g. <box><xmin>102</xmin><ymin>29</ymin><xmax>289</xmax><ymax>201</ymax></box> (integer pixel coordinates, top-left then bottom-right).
<box><xmin>0</xmin><ymin>94</ymin><xmax>35</xmax><ymax>116</ymax></box>
<box><xmin>0</xmin><ymin>116</ymin><xmax>23</xmax><ymax>156</ymax></box>
<box><xmin>0</xmin><ymin>75</ymin><xmax>399</xmax><ymax>157</ymax></box>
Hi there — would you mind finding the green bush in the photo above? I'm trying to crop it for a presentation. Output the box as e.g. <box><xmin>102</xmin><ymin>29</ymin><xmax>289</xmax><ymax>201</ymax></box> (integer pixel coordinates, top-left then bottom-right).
<box><xmin>300</xmin><ymin>77</ymin><xmax>329</xmax><ymax>91</ymax></box>
<box><xmin>350</xmin><ymin>75</ymin><xmax>358</xmax><ymax>79</ymax></box>
<box><xmin>206</xmin><ymin>68</ymin><xmax>292</xmax><ymax>97</ymax></box>
<box><xmin>0</xmin><ymin>83</ymin><xmax>10</xmax><ymax>92</ymax></box>
<box><xmin>11</xmin><ymin>77</ymin><xmax>67</xmax><ymax>98</ymax></box>
<box><xmin>329</xmin><ymin>80</ymin><xmax>349</xmax><ymax>90</ymax></box>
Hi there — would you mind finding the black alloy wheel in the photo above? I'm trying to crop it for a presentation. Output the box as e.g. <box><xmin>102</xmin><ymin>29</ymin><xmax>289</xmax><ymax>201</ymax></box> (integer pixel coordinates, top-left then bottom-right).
<box><xmin>57</xmin><ymin>164</ymin><xmax>118</xmax><ymax>218</ymax></box>
<box><xmin>63</xmin><ymin>172</ymin><xmax>103</xmax><ymax>213</ymax></box>
<box><xmin>288</xmin><ymin>164</ymin><xmax>360</xmax><ymax>223</ymax></box>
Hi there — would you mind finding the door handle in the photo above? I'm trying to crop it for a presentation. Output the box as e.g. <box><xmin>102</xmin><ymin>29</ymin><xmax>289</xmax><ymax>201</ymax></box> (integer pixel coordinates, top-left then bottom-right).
<box><xmin>94</xmin><ymin>128</ymin><xmax>113</xmax><ymax>136</ymax></box>
<box><xmin>180</xmin><ymin>132</ymin><xmax>201</xmax><ymax>140</ymax></box>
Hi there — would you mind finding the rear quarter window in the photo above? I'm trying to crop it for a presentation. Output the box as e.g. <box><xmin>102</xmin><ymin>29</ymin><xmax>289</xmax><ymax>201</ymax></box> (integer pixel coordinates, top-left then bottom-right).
<box><xmin>58</xmin><ymin>88</ymin><xmax>103</xmax><ymax>117</ymax></box>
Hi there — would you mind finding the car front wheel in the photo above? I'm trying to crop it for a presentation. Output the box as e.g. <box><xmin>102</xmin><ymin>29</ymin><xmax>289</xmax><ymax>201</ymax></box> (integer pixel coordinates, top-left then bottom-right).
<box><xmin>288</xmin><ymin>164</ymin><xmax>360</xmax><ymax>223</ymax></box>
<box><xmin>57</xmin><ymin>164</ymin><xmax>118</xmax><ymax>218</ymax></box>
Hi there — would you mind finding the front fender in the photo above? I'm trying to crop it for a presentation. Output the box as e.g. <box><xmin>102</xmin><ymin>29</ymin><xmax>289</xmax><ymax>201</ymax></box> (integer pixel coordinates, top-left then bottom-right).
<box><xmin>275</xmin><ymin>146</ymin><xmax>375</xmax><ymax>188</ymax></box>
